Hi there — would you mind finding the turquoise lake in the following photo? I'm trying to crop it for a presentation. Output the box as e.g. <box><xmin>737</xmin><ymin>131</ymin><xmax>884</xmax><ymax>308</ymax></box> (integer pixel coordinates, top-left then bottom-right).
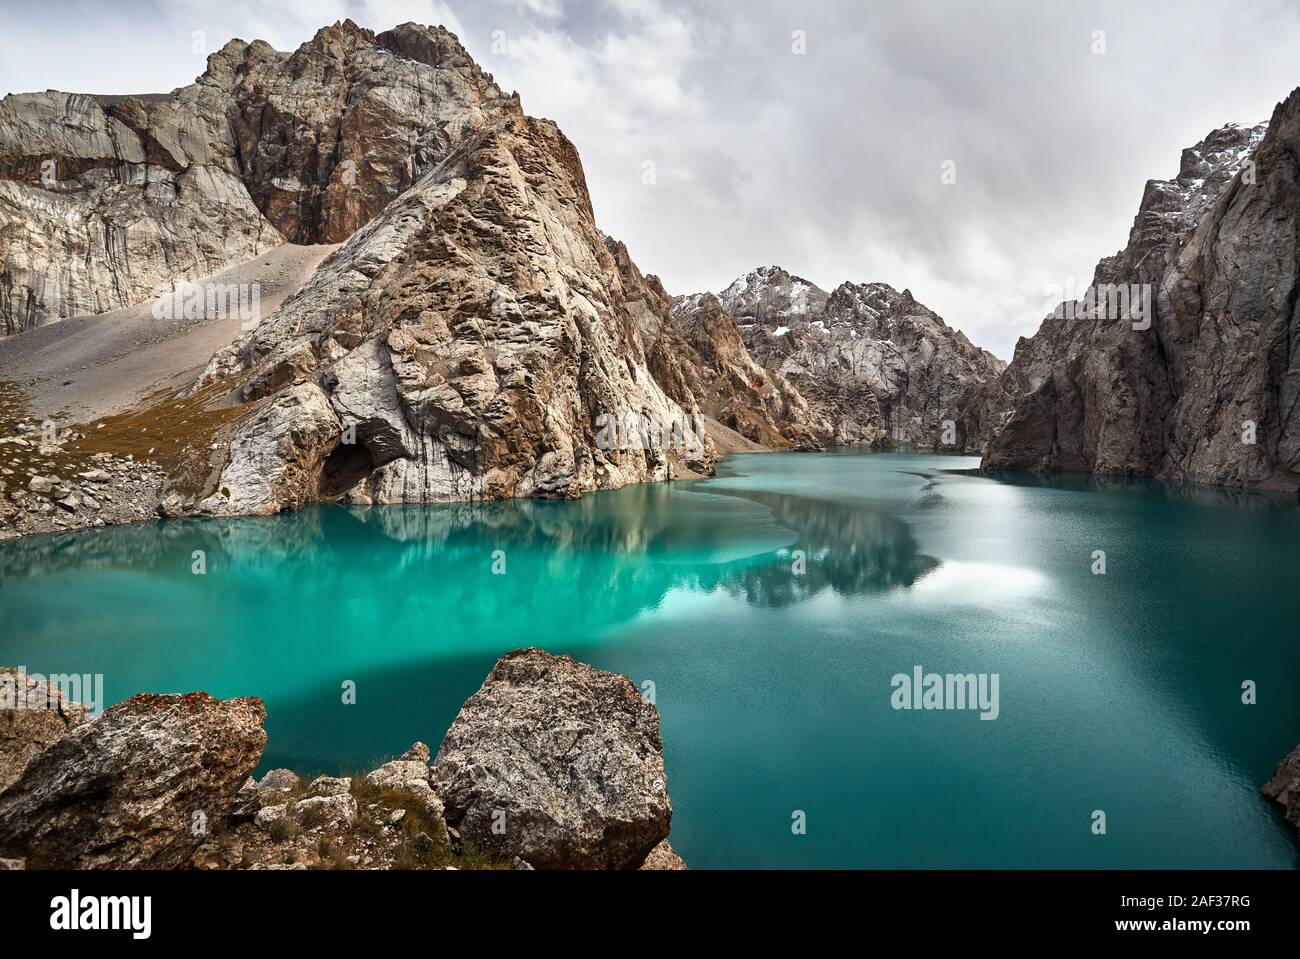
<box><xmin>2</xmin><ymin>451</ymin><xmax>1298</xmax><ymax>868</ymax></box>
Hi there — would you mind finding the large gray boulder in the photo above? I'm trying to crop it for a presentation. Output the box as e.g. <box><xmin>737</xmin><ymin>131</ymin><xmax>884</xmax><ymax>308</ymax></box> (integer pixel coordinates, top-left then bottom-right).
<box><xmin>0</xmin><ymin>692</ymin><xmax>266</xmax><ymax>868</ymax></box>
<box><xmin>431</xmin><ymin>648</ymin><xmax>671</xmax><ymax>869</ymax></box>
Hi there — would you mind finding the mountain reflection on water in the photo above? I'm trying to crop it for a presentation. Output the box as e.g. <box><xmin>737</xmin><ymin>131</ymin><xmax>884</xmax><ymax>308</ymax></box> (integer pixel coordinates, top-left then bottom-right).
<box><xmin>0</xmin><ymin>481</ymin><xmax>940</xmax><ymax>615</ymax></box>
<box><xmin>3</xmin><ymin>450</ymin><xmax>1300</xmax><ymax>868</ymax></box>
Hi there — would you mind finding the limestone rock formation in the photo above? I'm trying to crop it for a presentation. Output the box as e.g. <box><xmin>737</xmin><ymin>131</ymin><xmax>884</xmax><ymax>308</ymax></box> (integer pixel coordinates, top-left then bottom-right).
<box><xmin>431</xmin><ymin>648</ymin><xmax>672</xmax><ymax>869</ymax></box>
<box><xmin>0</xmin><ymin>692</ymin><xmax>266</xmax><ymax>868</ymax></box>
<box><xmin>1</xmin><ymin>20</ymin><xmax>738</xmax><ymax>517</ymax></box>
<box><xmin>0</xmin><ymin>90</ymin><xmax>280</xmax><ymax>335</ymax></box>
<box><xmin>978</xmin><ymin>112</ymin><xmax>1298</xmax><ymax>492</ymax></box>
<box><xmin>0</xmin><ymin>21</ymin><xmax>505</xmax><ymax>335</ymax></box>
<box><xmin>1262</xmin><ymin>742</ymin><xmax>1300</xmax><ymax>833</ymax></box>
<box><xmin>191</xmin><ymin>98</ymin><xmax>715</xmax><ymax>510</ymax></box>
<box><xmin>693</xmin><ymin>265</ymin><xmax>1004</xmax><ymax>450</ymax></box>
<box><xmin>0</xmin><ymin>667</ymin><xmax>88</xmax><ymax>792</ymax></box>
<box><xmin>196</xmin><ymin>381</ymin><xmax>342</xmax><ymax>515</ymax></box>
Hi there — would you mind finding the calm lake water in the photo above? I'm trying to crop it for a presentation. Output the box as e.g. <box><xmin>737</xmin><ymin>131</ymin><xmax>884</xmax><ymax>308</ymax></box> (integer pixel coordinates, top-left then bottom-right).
<box><xmin>2</xmin><ymin>451</ymin><xmax>1298</xmax><ymax>868</ymax></box>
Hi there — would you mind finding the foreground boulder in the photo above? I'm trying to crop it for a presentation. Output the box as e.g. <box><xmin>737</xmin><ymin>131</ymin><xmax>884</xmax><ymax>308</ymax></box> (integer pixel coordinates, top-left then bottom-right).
<box><xmin>432</xmin><ymin>648</ymin><xmax>671</xmax><ymax>869</ymax></box>
<box><xmin>0</xmin><ymin>693</ymin><xmax>266</xmax><ymax>868</ymax></box>
<box><xmin>1262</xmin><ymin>743</ymin><xmax>1300</xmax><ymax>833</ymax></box>
<box><xmin>0</xmin><ymin>667</ymin><xmax>89</xmax><ymax>792</ymax></box>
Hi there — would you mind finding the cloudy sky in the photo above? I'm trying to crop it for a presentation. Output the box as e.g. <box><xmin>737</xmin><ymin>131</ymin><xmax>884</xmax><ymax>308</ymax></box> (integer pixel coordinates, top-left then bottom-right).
<box><xmin>3</xmin><ymin>0</ymin><xmax>1299</xmax><ymax>358</ymax></box>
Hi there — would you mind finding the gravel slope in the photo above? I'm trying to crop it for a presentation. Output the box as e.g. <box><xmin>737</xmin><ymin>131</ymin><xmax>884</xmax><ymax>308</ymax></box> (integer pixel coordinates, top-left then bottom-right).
<box><xmin>0</xmin><ymin>243</ymin><xmax>337</xmax><ymax>424</ymax></box>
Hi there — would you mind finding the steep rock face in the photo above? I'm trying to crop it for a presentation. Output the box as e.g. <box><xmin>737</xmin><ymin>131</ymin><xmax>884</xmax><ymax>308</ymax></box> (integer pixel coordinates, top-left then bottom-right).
<box><xmin>2</xmin><ymin>21</ymin><xmax>719</xmax><ymax>513</ymax></box>
<box><xmin>196</xmin><ymin>382</ymin><xmax>342</xmax><ymax>515</ymax></box>
<box><xmin>0</xmin><ymin>668</ymin><xmax>88</xmax><ymax>792</ymax></box>
<box><xmin>0</xmin><ymin>692</ymin><xmax>266</xmax><ymax>869</ymax></box>
<box><xmin>431</xmin><ymin>648</ymin><xmax>672</xmax><ymax>869</ymax></box>
<box><xmin>606</xmin><ymin>237</ymin><xmax>824</xmax><ymax>450</ymax></box>
<box><xmin>0</xmin><ymin>90</ymin><xmax>280</xmax><ymax>335</ymax></box>
<box><xmin>222</xmin><ymin>21</ymin><xmax>506</xmax><ymax>244</ymax></box>
<box><xmin>0</xmin><ymin>20</ymin><xmax>503</xmax><ymax>335</ymax></box>
<box><xmin>979</xmin><ymin>113</ymin><xmax>1298</xmax><ymax>491</ymax></box>
<box><xmin>708</xmin><ymin>266</ymin><xmax>1002</xmax><ymax>449</ymax></box>
<box><xmin>664</xmin><ymin>290</ymin><xmax>829</xmax><ymax>449</ymax></box>
<box><xmin>192</xmin><ymin>102</ymin><xmax>713</xmax><ymax>510</ymax></box>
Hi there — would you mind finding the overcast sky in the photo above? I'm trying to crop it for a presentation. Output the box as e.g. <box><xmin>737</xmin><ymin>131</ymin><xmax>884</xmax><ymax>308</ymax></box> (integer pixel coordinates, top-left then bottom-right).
<box><xmin>4</xmin><ymin>0</ymin><xmax>1299</xmax><ymax>358</ymax></box>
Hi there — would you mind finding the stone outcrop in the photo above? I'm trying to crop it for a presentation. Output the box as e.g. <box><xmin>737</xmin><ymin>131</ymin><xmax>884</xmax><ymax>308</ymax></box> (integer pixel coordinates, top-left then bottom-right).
<box><xmin>689</xmin><ymin>265</ymin><xmax>1005</xmax><ymax>450</ymax></box>
<box><xmin>432</xmin><ymin>648</ymin><xmax>672</xmax><ymax>869</ymax></box>
<box><xmin>1262</xmin><ymin>743</ymin><xmax>1300</xmax><ymax>834</ymax></box>
<box><xmin>977</xmin><ymin>112</ymin><xmax>1298</xmax><ymax>492</ymax></box>
<box><xmin>187</xmin><ymin>85</ymin><xmax>716</xmax><ymax>510</ymax></box>
<box><xmin>0</xmin><ymin>90</ymin><xmax>280</xmax><ymax>336</ymax></box>
<box><xmin>0</xmin><ymin>656</ymin><xmax>683</xmax><ymax>870</ymax></box>
<box><xmin>196</xmin><ymin>381</ymin><xmax>342</xmax><ymax>515</ymax></box>
<box><xmin>0</xmin><ymin>21</ymin><xmax>505</xmax><ymax>335</ymax></box>
<box><xmin>0</xmin><ymin>21</ymin><xmax>737</xmax><ymax>518</ymax></box>
<box><xmin>0</xmin><ymin>667</ymin><xmax>88</xmax><ymax>791</ymax></box>
<box><xmin>0</xmin><ymin>692</ymin><xmax>266</xmax><ymax>868</ymax></box>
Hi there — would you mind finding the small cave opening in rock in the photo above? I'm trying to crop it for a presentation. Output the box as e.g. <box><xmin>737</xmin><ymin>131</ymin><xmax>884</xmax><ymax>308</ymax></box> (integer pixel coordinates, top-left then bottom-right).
<box><xmin>318</xmin><ymin>441</ymin><xmax>377</xmax><ymax>500</ymax></box>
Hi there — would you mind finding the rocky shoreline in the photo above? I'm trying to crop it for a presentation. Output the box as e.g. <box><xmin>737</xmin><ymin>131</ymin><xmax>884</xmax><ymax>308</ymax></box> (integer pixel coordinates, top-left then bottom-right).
<box><xmin>0</xmin><ymin>650</ymin><xmax>686</xmax><ymax>871</ymax></box>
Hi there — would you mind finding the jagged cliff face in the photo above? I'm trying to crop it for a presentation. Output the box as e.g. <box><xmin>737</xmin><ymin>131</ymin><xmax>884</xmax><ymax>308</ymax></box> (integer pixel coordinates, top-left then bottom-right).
<box><xmin>191</xmin><ymin>81</ymin><xmax>717</xmax><ymax>509</ymax></box>
<box><xmin>662</xmin><ymin>290</ymin><xmax>829</xmax><ymax>449</ymax></box>
<box><xmin>0</xmin><ymin>21</ymin><xmax>502</xmax><ymax>335</ymax></box>
<box><xmin>979</xmin><ymin>112</ymin><xmax>1299</xmax><ymax>492</ymax></box>
<box><xmin>704</xmin><ymin>266</ymin><xmax>1004</xmax><ymax>450</ymax></box>
<box><xmin>1</xmin><ymin>20</ymin><xmax>734</xmax><ymax>513</ymax></box>
<box><xmin>0</xmin><ymin>90</ymin><xmax>280</xmax><ymax>334</ymax></box>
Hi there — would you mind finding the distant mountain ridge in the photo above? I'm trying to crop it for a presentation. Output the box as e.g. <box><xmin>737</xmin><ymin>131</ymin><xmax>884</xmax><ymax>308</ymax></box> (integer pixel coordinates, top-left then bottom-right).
<box><xmin>678</xmin><ymin>265</ymin><xmax>1005</xmax><ymax>451</ymax></box>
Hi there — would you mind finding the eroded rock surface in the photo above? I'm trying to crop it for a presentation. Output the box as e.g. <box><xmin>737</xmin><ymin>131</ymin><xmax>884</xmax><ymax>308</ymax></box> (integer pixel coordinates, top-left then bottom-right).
<box><xmin>976</xmin><ymin>113</ymin><xmax>1298</xmax><ymax>492</ymax></box>
<box><xmin>0</xmin><ymin>659</ymin><xmax>683</xmax><ymax>871</ymax></box>
<box><xmin>0</xmin><ymin>21</ymin><xmax>504</xmax><ymax>335</ymax></box>
<box><xmin>192</xmin><ymin>98</ymin><xmax>715</xmax><ymax>510</ymax></box>
<box><xmin>432</xmin><ymin>648</ymin><xmax>672</xmax><ymax>869</ymax></box>
<box><xmin>0</xmin><ymin>692</ymin><xmax>266</xmax><ymax>868</ymax></box>
<box><xmin>0</xmin><ymin>667</ymin><xmax>88</xmax><ymax>792</ymax></box>
<box><xmin>685</xmin><ymin>265</ymin><xmax>1004</xmax><ymax>450</ymax></box>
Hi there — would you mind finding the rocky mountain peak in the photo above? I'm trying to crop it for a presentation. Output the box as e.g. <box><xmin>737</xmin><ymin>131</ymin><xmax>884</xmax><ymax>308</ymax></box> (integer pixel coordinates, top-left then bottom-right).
<box><xmin>0</xmin><ymin>20</ymin><xmax>521</xmax><ymax>333</ymax></box>
<box><xmin>823</xmin><ymin>281</ymin><xmax>904</xmax><ymax>335</ymax></box>
<box><xmin>978</xmin><ymin>95</ymin><xmax>1297</xmax><ymax>490</ymax></box>
<box><xmin>693</xmin><ymin>266</ymin><xmax>1004</xmax><ymax>451</ymax></box>
<box><xmin>718</xmin><ymin>266</ymin><xmax>829</xmax><ymax>328</ymax></box>
<box><xmin>1117</xmin><ymin>118</ymin><xmax>1267</xmax><ymax>280</ymax></box>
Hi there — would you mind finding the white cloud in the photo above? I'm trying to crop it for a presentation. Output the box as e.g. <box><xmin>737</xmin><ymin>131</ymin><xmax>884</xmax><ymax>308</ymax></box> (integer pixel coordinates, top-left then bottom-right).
<box><xmin>5</xmin><ymin>0</ymin><xmax>1300</xmax><ymax>359</ymax></box>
